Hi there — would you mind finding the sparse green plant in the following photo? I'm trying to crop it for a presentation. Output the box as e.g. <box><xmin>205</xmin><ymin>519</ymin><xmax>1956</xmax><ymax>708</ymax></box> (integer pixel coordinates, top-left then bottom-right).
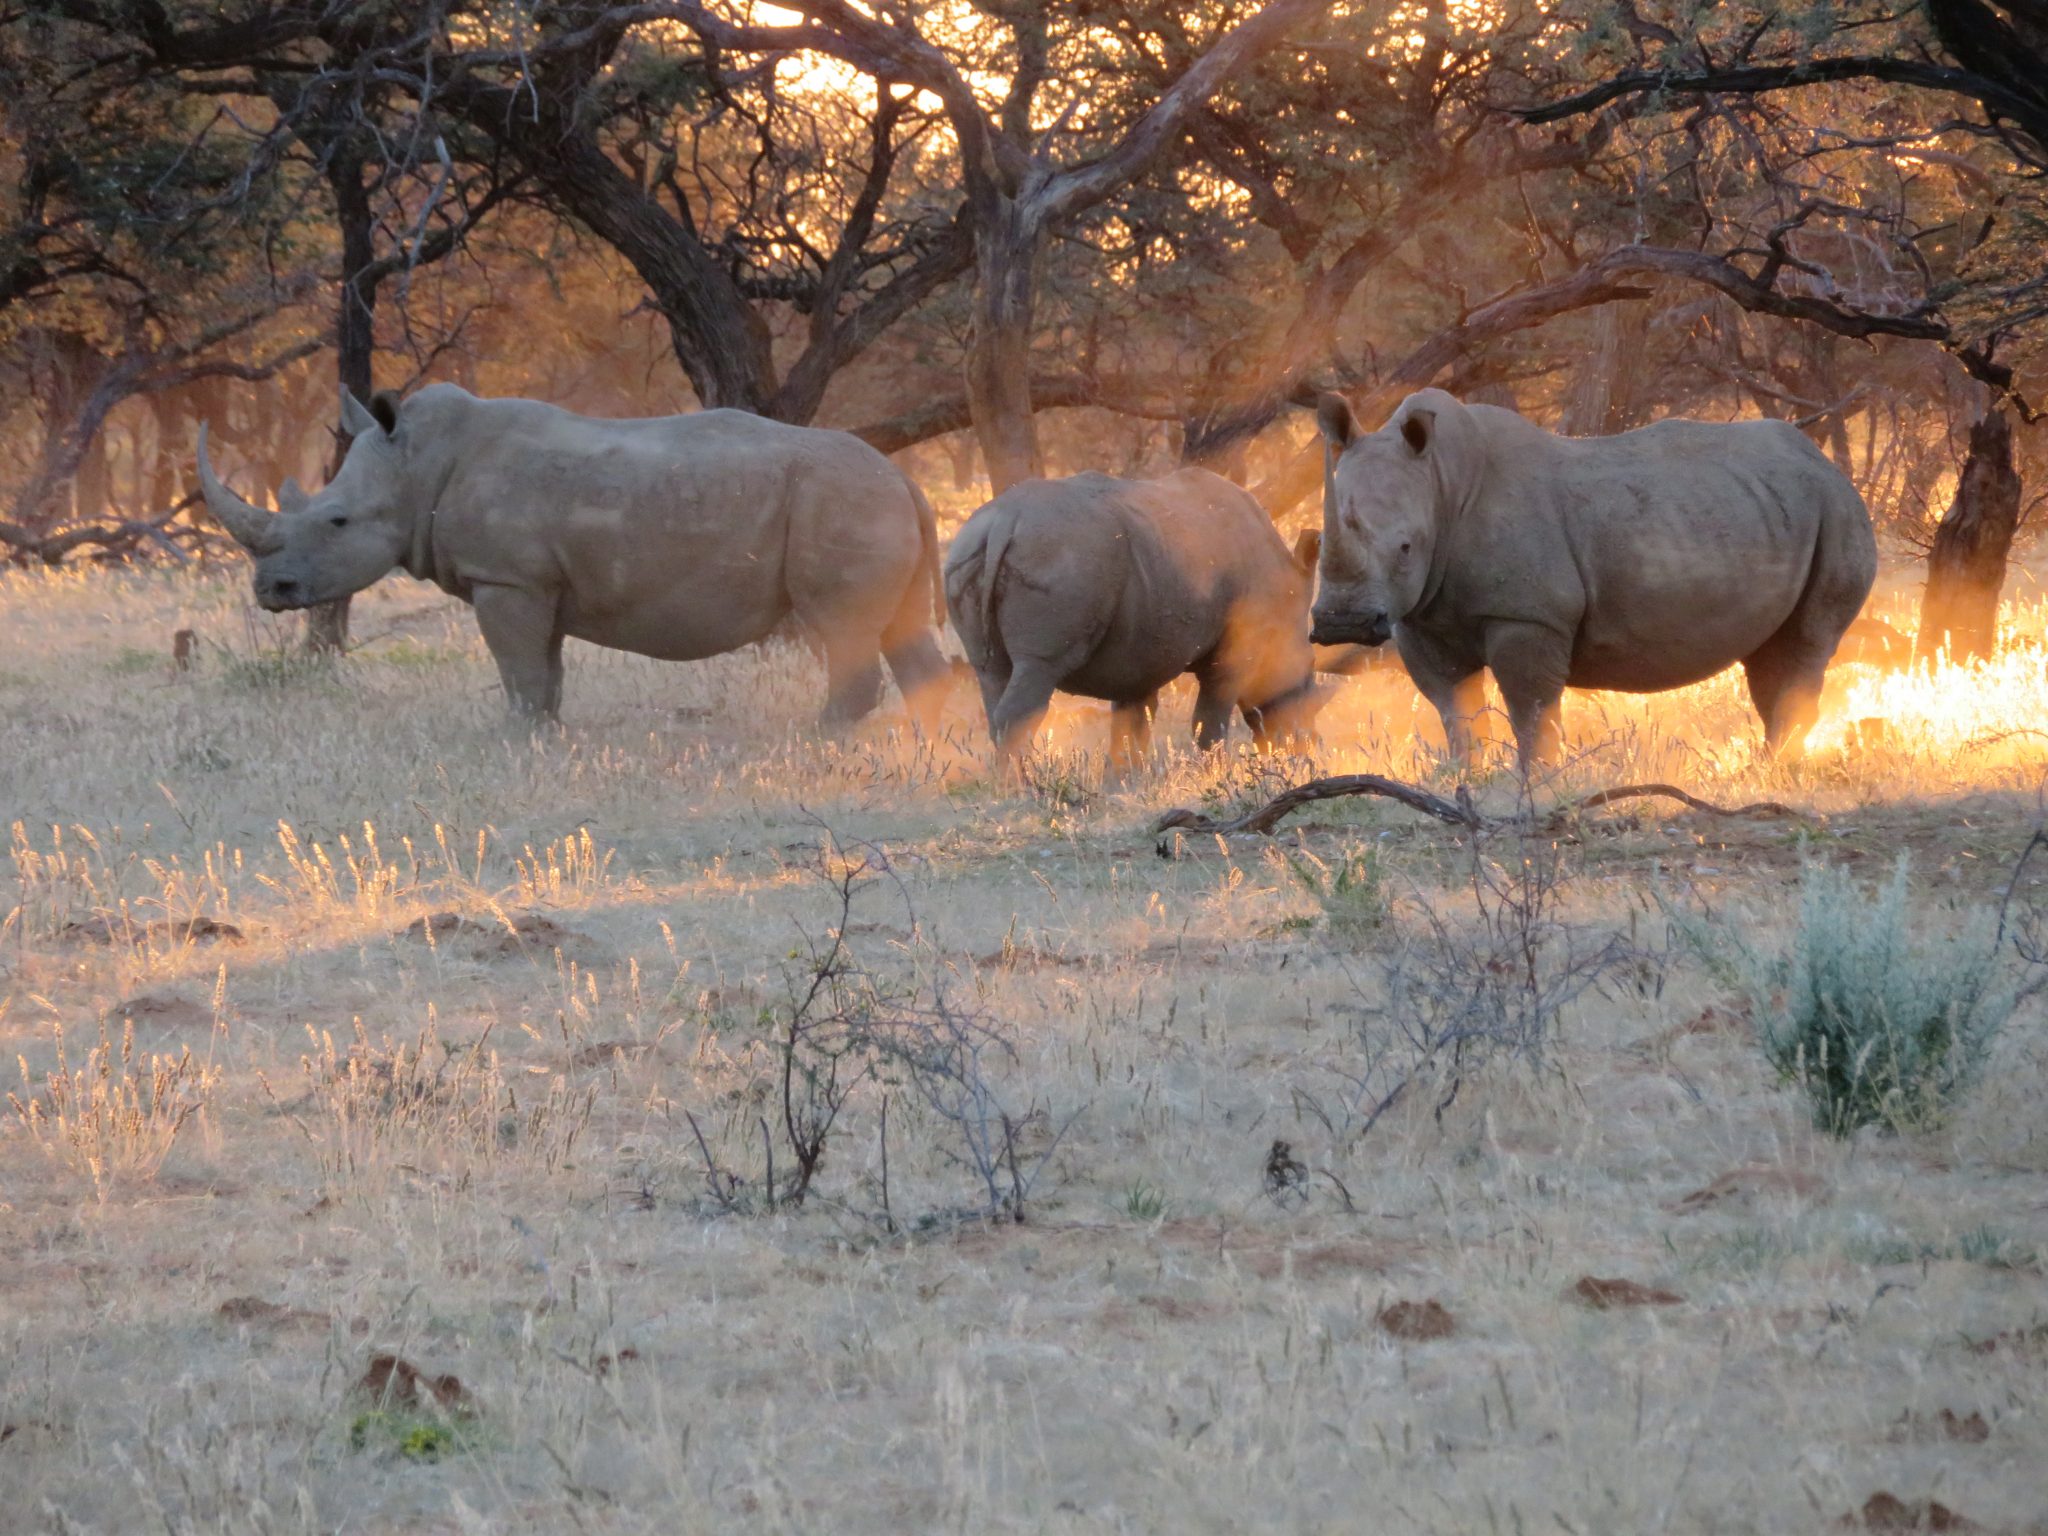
<box><xmin>1122</xmin><ymin>1180</ymin><xmax>1166</xmax><ymax>1221</ymax></box>
<box><xmin>1842</xmin><ymin>1223</ymin><xmax>2038</xmax><ymax>1270</ymax></box>
<box><xmin>348</xmin><ymin>1411</ymin><xmax>474</xmax><ymax>1462</ymax></box>
<box><xmin>1956</xmin><ymin>1224</ymin><xmax>2037</xmax><ymax>1269</ymax></box>
<box><xmin>1687</xmin><ymin>1225</ymin><xmax>1801</xmax><ymax>1276</ymax></box>
<box><xmin>1281</xmin><ymin>841</ymin><xmax>1391</xmax><ymax>936</ymax></box>
<box><xmin>219</xmin><ymin>645</ymin><xmax>340</xmax><ymax>692</ymax></box>
<box><xmin>1683</xmin><ymin>855</ymin><xmax>2021</xmax><ymax>1136</ymax></box>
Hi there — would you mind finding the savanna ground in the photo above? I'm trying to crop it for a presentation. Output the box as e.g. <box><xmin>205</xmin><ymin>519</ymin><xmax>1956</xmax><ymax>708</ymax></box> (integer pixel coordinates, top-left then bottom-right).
<box><xmin>3</xmin><ymin>554</ymin><xmax>2047</xmax><ymax>1536</ymax></box>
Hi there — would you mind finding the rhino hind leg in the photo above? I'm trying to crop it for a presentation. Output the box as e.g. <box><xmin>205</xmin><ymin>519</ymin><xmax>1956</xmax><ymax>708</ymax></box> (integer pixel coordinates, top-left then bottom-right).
<box><xmin>987</xmin><ymin>662</ymin><xmax>1061</xmax><ymax>754</ymax></box>
<box><xmin>881</xmin><ymin>631</ymin><xmax>949</xmax><ymax>736</ymax></box>
<box><xmin>1743</xmin><ymin>514</ymin><xmax>1875</xmax><ymax>758</ymax></box>
<box><xmin>1741</xmin><ymin>643</ymin><xmax>1827</xmax><ymax>757</ymax></box>
<box><xmin>819</xmin><ymin>636</ymin><xmax>886</xmax><ymax>726</ymax></box>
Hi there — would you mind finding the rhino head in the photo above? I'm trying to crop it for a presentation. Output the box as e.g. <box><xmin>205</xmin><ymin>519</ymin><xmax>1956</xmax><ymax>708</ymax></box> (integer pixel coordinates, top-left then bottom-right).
<box><xmin>197</xmin><ymin>389</ymin><xmax>419</xmax><ymax>611</ymax></box>
<box><xmin>1309</xmin><ymin>387</ymin><xmax>1473</xmax><ymax>648</ymax></box>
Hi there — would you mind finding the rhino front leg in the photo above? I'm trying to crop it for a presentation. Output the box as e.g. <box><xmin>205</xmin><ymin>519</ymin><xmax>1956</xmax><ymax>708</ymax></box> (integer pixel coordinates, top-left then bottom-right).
<box><xmin>1485</xmin><ymin>622</ymin><xmax>1569</xmax><ymax>772</ymax></box>
<box><xmin>1397</xmin><ymin>630</ymin><xmax>1486</xmax><ymax>765</ymax></box>
<box><xmin>1191</xmin><ymin>672</ymin><xmax>1235</xmax><ymax>750</ymax></box>
<box><xmin>472</xmin><ymin>584</ymin><xmax>563</xmax><ymax>721</ymax></box>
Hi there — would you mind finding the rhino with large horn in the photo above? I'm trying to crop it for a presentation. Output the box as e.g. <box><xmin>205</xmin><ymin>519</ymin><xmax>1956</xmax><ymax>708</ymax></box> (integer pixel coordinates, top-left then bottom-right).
<box><xmin>197</xmin><ymin>385</ymin><xmax>949</xmax><ymax>726</ymax></box>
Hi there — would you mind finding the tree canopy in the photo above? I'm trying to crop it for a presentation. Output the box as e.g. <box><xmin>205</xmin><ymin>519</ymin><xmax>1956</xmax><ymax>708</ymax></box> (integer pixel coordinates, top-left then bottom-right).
<box><xmin>2</xmin><ymin>0</ymin><xmax>2041</xmax><ymax>561</ymax></box>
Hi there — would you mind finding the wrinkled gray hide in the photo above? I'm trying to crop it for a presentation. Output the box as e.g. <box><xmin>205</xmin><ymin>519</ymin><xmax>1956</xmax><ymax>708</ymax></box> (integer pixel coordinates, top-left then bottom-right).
<box><xmin>1311</xmin><ymin>388</ymin><xmax>1876</xmax><ymax>766</ymax></box>
<box><xmin>944</xmin><ymin>469</ymin><xmax>1323</xmax><ymax>757</ymax></box>
<box><xmin>198</xmin><ymin>386</ymin><xmax>947</xmax><ymax>726</ymax></box>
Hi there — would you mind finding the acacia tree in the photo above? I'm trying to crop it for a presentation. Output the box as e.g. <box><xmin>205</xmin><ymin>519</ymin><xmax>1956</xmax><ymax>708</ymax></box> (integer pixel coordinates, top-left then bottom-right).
<box><xmin>1510</xmin><ymin>0</ymin><xmax>2047</xmax><ymax>650</ymax></box>
<box><xmin>664</xmin><ymin>0</ymin><xmax>1337</xmax><ymax>489</ymax></box>
<box><xmin>0</xmin><ymin>9</ymin><xmax>327</xmax><ymax>560</ymax></box>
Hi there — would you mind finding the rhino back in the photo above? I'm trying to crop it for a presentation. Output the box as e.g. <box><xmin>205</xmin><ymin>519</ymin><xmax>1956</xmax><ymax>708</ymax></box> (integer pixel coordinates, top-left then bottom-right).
<box><xmin>1439</xmin><ymin>413</ymin><xmax>1869</xmax><ymax>692</ymax></box>
<box><xmin>426</xmin><ymin>400</ymin><xmax>921</xmax><ymax>661</ymax></box>
<box><xmin>991</xmin><ymin>470</ymin><xmax>1295</xmax><ymax>701</ymax></box>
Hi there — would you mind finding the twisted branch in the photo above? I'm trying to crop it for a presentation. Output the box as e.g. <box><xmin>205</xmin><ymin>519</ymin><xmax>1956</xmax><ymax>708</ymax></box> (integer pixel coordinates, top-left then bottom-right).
<box><xmin>1153</xmin><ymin>776</ymin><xmax>1809</xmax><ymax>838</ymax></box>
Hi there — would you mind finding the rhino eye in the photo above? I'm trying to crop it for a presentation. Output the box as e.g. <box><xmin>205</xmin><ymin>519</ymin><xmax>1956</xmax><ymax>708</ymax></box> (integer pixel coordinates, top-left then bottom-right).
<box><xmin>1400</xmin><ymin>540</ymin><xmax>1412</xmax><ymax>557</ymax></box>
<box><xmin>329</xmin><ymin>516</ymin><xmax>348</xmax><ymax>528</ymax></box>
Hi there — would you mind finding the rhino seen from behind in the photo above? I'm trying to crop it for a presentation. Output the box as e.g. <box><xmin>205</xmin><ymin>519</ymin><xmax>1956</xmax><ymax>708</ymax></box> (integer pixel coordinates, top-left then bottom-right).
<box><xmin>945</xmin><ymin>468</ymin><xmax>1325</xmax><ymax>759</ymax></box>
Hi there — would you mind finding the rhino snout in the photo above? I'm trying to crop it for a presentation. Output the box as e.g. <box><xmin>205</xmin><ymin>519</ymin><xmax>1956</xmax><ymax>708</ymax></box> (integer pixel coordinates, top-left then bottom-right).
<box><xmin>256</xmin><ymin>574</ymin><xmax>310</xmax><ymax>611</ymax></box>
<box><xmin>1309</xmin><ymin>607</ymin><xmax>1392</xmax><ymax>647</ymax></box>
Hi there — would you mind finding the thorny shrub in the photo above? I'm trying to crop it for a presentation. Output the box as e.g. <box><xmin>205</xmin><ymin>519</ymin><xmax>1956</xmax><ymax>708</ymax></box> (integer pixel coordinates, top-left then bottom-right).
<box><xmin>689</xmin><ymin>822</ymin><xmax>1076</xmax><ymax>1226</ymax></box>
<box><xmin>1321</xmin><ymin>819</ymin><xmax>1637</xmax><ymax>1139</ymax></box>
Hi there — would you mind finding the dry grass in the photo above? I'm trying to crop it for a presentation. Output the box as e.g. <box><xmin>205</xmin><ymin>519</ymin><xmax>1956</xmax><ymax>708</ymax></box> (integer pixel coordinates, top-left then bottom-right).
<box><xmin>1</xmin><ymin>560</ymin><xmax>2045</xmax><ymax>1533</ymax></box>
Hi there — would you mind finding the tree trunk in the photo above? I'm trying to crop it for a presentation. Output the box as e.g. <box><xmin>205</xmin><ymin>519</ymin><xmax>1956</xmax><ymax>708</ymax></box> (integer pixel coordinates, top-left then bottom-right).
<box><xmin>1917</xmin><ymin>408</ymin><xmax>2022</xmax><ymax>665</ymax></box>
<box><xmin>305</xmin><ymin>148</ymin><xmax>376</xmax><ymax>655</ymax></box>
<box><xmin>965</xmin><ymin>211</ymin><xmax>1044</xmax><ymax>493</ymax></box>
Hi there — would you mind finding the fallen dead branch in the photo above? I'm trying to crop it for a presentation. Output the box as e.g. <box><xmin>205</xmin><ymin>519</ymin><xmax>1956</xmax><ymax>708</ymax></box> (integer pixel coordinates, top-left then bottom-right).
<box><xmin>1153</xmin><ymin>775</ymin><xmax>1809</xmax><ymax>838</ymax></box>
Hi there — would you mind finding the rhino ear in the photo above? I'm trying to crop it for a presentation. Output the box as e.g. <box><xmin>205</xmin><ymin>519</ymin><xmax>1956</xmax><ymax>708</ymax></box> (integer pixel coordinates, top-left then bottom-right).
<box><xmin>340</xmin><ymin>389</ymin><xmax>381</xmax><ymax>440</ymax></box>
<box><xmin>1291</xmin><ymin>528</ymin><xmax>1321</xmax><ymax>573</ymax></box>
<box><xmin>1316</xmin><ymin>392</ymin><xmax>1359</xmax><ymax>451</ymax></box>
<box><xmin>369</xmin><ymin>389</ymin><xmax>401</xmax><ymax>436</ymax></box>
<box><xmin>278</xmin><ymin>477</ymin><xmax>309</xmax><ymax>514</ymax></box>
<box><xmin>1400</xmin><ymin>407</ymin><xmax>1435</xmax><ymax>456</ymax></box>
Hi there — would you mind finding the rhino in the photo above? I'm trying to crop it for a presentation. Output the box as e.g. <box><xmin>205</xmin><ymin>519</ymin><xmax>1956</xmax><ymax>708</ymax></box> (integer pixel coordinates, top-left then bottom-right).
<box><xmin>1310</xmin><ymin>388</ymin><xmax>1877</xmax><ymax>767</ymax></box>
<box><xmin>197</xmin><ymin>385</ymin><xmax>948</xmax><ymax>726</ymax></box>
<box><xmin>944</xmin><ymin>469</ymin><xmax>1324</xmax><ymax>757</ymax></box>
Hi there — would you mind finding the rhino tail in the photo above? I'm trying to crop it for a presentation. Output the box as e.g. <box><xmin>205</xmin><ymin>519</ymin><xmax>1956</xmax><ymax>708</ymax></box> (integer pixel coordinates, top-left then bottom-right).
<box><xmin>976</xmin><ymin>504</ymin><xmax>1015</xmax><ymax>659</ymax></box>
<box><xmin>905</xmin><ymin>474</ymin><xmax>943</xmax><ymax>626</ymax></box>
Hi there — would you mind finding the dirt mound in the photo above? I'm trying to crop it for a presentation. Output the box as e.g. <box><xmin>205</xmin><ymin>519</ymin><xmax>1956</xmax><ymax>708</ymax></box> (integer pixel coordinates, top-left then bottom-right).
<box><xmin>1840</xmin><ymin>1492</ymin><xmax>1975</xmax><ymax>1531</ymax></box>
<box><xmin>1377</xmin><ymin>1299</ymin><xmax>1456</xmax><ymax>1341</ymax></box>
<box><xmin>61</xmin><ymin>913</ymin><xmax>242</xmax><ymax>947</ymax></box>
<box><xmin>396</xmin><ymin>909</ymin><xmax>592</xmax><ymax>960</ymax></box>
<box><xmin>216</xmin><ymin>1295</ymin><xmax>323</xmax><ymax>1330</ymax></box>
<box><xmin>569</xmin><ymin>1038</ymin><xmax>653</xmax><ymax>1069</ymax></box>
<box><xmin>1572</xmin><ymin>1275</ymin><xmax>1684</xmax><ymax>1309</ymax></box>
<box><xmin>114</xmin><ymin>989</ymin><xmax>215</xmax><ymax>1029</ymax></box>
<box><xmin>1669</xmin><ymin>1164</ymin><xmax>1825</xmax><ymax>1213</ymax></box>
<box><xmin>353</xmin><ymin>1353</ymin><xmax>479</xmax><ymax>1416</ymax></box>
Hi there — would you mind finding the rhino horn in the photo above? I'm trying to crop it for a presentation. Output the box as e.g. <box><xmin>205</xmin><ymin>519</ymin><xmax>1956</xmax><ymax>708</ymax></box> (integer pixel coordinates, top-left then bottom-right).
<box><xmin>196</xmin><ymin>424</ymin><xmax>285</xmax><ymax>555</ymax></box>
<box><xmin>278</xmin><ymin>476</ymin><xmax>310</xmax><ymax>515</ymax></box>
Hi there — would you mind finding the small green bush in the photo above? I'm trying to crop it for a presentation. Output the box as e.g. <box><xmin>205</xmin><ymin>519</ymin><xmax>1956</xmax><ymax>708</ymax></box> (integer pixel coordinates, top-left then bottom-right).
<box><xmin>1699</xmin><ymin>856</ymin><xmax>2019</xmax><ymax>1136</ymax></box>
<box><xmin>1284</xmin><ymin>842</ymin><xmax>1390</xmax><ymax>937</ymax></box>
<box><xmin>1122</xmin><ymin>1181</ymin><xmax>1167</xmax><ymax>1221</ymax></box>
